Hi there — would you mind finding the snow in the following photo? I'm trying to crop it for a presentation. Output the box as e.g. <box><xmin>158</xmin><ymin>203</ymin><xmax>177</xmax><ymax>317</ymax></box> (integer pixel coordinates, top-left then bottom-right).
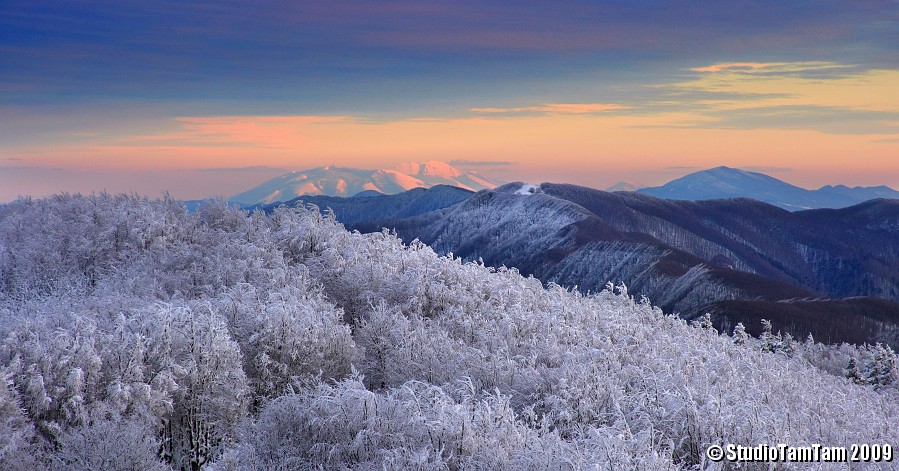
<box><xmin>515</xmin><ymin>184</ymin><xmax>540</xmax><ymax>195</ymax></box>
<box><xmin>230</xmin><ymin>161</ymin><xmax>504</xmax><ymax>204</ymax></box>
<box><xmin>377</xmin><ymin>169</ymin><xmax>427</xmax><ymax>191</ymax></box>
<box><xmin>390</xmin><ymin>160</ymin><xmax>462</xmax><ymax>178</ymax></box>
<box><xmin>421</xmin><ymin>160</ymin><xmax>462</xmax><ymax>177</ymax></box>
<box><xmin>3</xmin><ymin>194</ymin><xmax>899</xmax><ymax>469</ymax></box>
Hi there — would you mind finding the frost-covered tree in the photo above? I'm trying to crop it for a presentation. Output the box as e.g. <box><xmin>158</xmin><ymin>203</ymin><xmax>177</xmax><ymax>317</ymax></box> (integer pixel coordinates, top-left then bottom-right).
<box><xmin>50</xmin><ymin>407</ymin><xmax>168</xmax><ymax>471</ymax></box>
<box><xmin>845</xmin><ymin>357</ymin><xmax>863</xmax><ymax>384</ymax></box>
<box><xmin>214</xmin><ymin>283</ymin><xmax>357</xmax><ymax>400</ymax></box>
<box><xmin>759</xmin><ymin>319</ymin><xmax>777</xmax><ymax>352</ymax></box>
<box><xmin>143</xmin><ymin>303</ymin><xmax>248</xmax><ymax>469</ymax></box>
<box><xmin>691</xmin><ymin>312</ymin><xmax>715</xmax><ymax>331</ymax></box>
<box><xmin>864</xmin><ymin>343</ymin><xmax>896</xmax><ymax>388</ymax></box>
<box><xmin>0</xmin><ymin>372</ymin><xmax>42</xmax><ymax>471</ymax></box>
<box><xmin>731</xmin><ymin>322</ymin><xmax>749</xmax><ymax>346</ymax></box>
<box><xmin>2</xmin><ymin>194</ymin><xmax>899</xmax><ymax>470</ymax></box>
<box><xmin>212</xmin><ymin>377</ymin><xmax>677</xmax><ymax>470</ymax></box>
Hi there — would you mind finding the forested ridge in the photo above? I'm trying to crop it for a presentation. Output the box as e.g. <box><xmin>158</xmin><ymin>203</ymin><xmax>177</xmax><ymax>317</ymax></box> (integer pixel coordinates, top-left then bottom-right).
<box><xmin>0</xmin><ymin>194</ymin><xmax>897</xmax><ymax>470</ymax></box>
<box><xmin>350</xmin><ymin>184</ymin><xmax>899</xmax><ymax>347</ymax></box>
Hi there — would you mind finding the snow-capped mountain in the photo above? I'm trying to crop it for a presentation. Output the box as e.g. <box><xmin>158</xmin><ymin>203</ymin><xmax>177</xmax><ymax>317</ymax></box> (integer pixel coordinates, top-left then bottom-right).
<box><xmin>638</xmin><ymin>166</ymin><xmax>899</xmax><ymax>210</ymax></box>
<box><xmin>229</xmin><ymin>160</ymin><xmax>502</xmax><ymax>205</ymax></box>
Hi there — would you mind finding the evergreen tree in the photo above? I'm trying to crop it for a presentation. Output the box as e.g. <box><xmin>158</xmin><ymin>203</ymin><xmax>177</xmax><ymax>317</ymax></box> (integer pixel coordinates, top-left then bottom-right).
<box><xmin>865</xmin><ymin>344</ymin><xmax>895</xmax><ymax>388</ymax></box>
<box><xmin>845</xmin><ymin>357</ymin><xmax>863</xmax><ymax>384</ymax></box>
<box><xmin>732</xmin><ymin>323</ymin><xmax>749</xmax><ymax>346</ymax></box>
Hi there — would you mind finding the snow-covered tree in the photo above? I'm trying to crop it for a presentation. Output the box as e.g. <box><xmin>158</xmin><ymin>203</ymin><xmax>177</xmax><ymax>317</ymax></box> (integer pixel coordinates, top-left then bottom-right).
<box><xmin>864</xmin><ymin>343</ymin><xmax>896</xmax><ymax>388</ymax></box>
<box><xmin>731</xmin><ymin>322</ymin><xmax>749</xmax><ymax>345</ymax></box>
<box><xmin>845</xmin><ymin>357</ymin><xmax>863</xmax><ymax>384</ymax></box>
<box><xmin>217</xmin><ymin>283</ymin><xmax>357</xmax><ymax>400</ymax></box>
<box><xmin>144</xmin><ymin>303</ymin><xmax>248</xmax><ymax>470</ymax></box>
<box><xmin>50</xmin><ymin>407</ymin><xmax>168</xmax><ymax>471</ymax></box>
<box><xmin>2</xmin><ymin>194</ymin><xmax>899</xmax><ymax>470</ymax></box>
<box><xmin>0</xmin><ymin>372</ymin><xmax>42</xmax><ymax>471</ymax></box>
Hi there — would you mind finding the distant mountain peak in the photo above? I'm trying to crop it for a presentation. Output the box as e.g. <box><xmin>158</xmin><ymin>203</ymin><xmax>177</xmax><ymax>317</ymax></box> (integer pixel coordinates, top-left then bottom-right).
<box><xmin>606</xmin><ymin>181</ymin><xmax>641</xmax><ymax>192</ymax></box>
<box><xmin>639</xmin><ymin>166</ymin><xmax>899</xmax><ymax>210</ymax></box>
<box><xmin>230</xmin><ymin>160</ymin><xmax>503</xmax><ymax>205</ymax></box>
<box><xmin>390</xmin><ymin>160</ymin><xmax>462</xmax><ymax>178</ymax></box>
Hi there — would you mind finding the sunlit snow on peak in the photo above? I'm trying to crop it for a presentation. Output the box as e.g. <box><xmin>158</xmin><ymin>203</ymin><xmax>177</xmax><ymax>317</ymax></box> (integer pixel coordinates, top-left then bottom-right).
<box><xmin>230</xmin><ymin>161</ymin><xmax>504</xmax><ymax>204</ymax></box>
<box><xmin>515</xmin><ymin>184</ymin><xmax>541</xmax><ymax>195</ymax></box>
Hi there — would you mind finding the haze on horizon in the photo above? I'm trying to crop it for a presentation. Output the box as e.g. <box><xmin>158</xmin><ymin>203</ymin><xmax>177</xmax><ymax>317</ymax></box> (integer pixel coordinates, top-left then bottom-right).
<box><xmin>1</xmin><ymin>1</ymin><xmax>898</xmax><ymax>202</ymax></box>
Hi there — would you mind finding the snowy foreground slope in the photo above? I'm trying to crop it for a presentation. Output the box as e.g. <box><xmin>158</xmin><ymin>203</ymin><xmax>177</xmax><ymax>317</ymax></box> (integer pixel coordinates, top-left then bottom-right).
<box><xmin>0</xmin><ymin>194</ymin><xmax>897</xmax><ymax>470</ymax></box>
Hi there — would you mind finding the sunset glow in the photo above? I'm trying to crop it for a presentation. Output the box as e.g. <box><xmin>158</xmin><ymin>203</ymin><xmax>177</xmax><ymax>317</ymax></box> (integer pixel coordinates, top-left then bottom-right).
<box><xmin>1</xmin><ymin>1</ymin><xmax>897</xmax><ymax>200</ymax></box>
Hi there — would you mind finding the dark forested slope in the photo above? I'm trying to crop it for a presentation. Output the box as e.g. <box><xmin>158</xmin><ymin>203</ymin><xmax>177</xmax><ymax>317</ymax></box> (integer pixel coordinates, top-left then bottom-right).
<box><xmin>257</xmin><ymin>184</ymin><xmax>473</xmax><ymax>227</ymax></box>
<box><xmin>353</xmin><ymin>183</ymin><xmax>899</xmax><ymax>345</ymax></box>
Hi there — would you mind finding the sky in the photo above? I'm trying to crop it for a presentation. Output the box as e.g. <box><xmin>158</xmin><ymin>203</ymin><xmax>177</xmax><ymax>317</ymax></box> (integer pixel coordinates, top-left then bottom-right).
<box><xmin>1</xmin><ymin>0</ymin><xmax>898</xmax><ymax>201</ymax></box>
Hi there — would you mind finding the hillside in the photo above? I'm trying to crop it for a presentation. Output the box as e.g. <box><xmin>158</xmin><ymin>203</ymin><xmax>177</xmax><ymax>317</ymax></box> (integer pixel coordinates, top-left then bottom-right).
<box><xmin>546</xmin><ymin>185</ymin><xmax>899</xmax><ymax>301</ymax></box>
<box><xmin>255</xmin><ymin>184</ymin><xmax>473</xmax><ymax>227</ymax></box>
<box><xmin>347</xmin><ymin>183</ymin><xmax>899</xmax><ymax>345</ymax></box>
<box><xmin>1</xmin><ymin>194</ymin><xmax>897</xmax><ymax>469</ymax></box>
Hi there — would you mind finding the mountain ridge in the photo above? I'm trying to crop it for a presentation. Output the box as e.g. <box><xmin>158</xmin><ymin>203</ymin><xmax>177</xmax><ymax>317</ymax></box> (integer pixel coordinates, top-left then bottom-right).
<box><xmin>229</xmin><ymin>160</ymin><xmax>502</xmax><ymax>205</ymax></box>
<box><xmin>254</xmin><ymin>185</ymin><xmax>474</xmax><ymax>227</ymax></box>
<box><xmin>291</xmin><ymin>182</ymin><xmax>899</xmax><ymax>347</ymax></box>
<box><xmin>638</xmin><ymin>166</ymin><xmax>899</xmax><ymax>210</ymax></box>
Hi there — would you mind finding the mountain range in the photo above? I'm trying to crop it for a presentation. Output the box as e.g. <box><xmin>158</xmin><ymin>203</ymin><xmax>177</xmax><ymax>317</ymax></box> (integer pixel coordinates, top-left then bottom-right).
<box><xmin>230</xmin><ymin>161</ymin><xmax>501</xmax><ymax>205</ymax></box>
<box><xmin>253</xmin><ymin>185</ymin><xmax>475</xmax><ymax>227</ymax></box>
<box><xmin>257</xmin><ymin>182</ymin><xmax>899</xmax><ymax>348</ymax></box>
<box><xmin>637</xmin><ymin>166</ymin><xmax>899</xmax><ymax>210</ymax></box>
<box><xmin>229</xmin><ymin>161</ymin><xmax>899</xmax><ymax>345</ymax></box>
<box><xmin>230</xmin><ymin>162</ymin><xmax>899</xmax><ymax>211</ymax></box>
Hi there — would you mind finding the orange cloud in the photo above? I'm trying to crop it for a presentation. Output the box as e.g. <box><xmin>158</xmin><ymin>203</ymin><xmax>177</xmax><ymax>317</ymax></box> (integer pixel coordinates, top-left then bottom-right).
<box><xmin>3</xmin><ymin>61</ymin><xmax>898</xmax><ymax>202</ymax></box>
<box><xmin>3</xmin><ymin>108</ymin><xmax>898</xmax><ymax>201</ymax></box>
<box><xmin>675</xmin><ymin>65</ymin><xmax>899</xmax><ymax>114</ymax></box>
<box><xmin>691</xmin><ymin>62</ymin><xmax>788</xmax><ymax>73</ymax></box>
<box><xmin>690</xmin><ymin>61</ymin><xmax>850</xmax><ymax>74</ymax></box>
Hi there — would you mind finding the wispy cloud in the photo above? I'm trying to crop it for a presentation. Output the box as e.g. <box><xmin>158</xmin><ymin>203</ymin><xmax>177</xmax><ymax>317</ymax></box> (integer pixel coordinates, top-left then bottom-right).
<box><xmin>122</xmin><ymin>116</ymin><xmax>350</xmax><ymax>149</ymax></box>
<box><xmin>690</xmin><ymin>62</ymin><xmax>852</xmax><ymax>75</ymax></box>
<box><xmin>703</xmin><ymin>105</ymin><xmax>899</xmax><ymax>134</ymax></box>
<box><xmin>654</xmin><ymin>63</ymin><xmax>899</xmax><ymax>134</ymax></box>
<box><xmin>469</xmin><ymin>103</ymin><xmax>629</xmax><ymax>115</ymax></box>
<box><xmin>450</xmin><ymin>159</ymin><xmax>514</xmax><ymax>167</ymax></box>
<box><xmin>740</xmin><ymin>166</ymin><xmax>794</xmax><ymax>173</ymax></box>
<box><xmin>193</xmin><ymin>165</ymin><xmax>288</xmax><ymax>173</ymax></box>
<box><xmin>0</xmin><ymin>165</ymin><xmax>63</xmax><ymax>172</ymax></box>
<box><xmin>691</xmin><ymin>62</ymin><xmax>788</xmax><ymax>73</ymax></box>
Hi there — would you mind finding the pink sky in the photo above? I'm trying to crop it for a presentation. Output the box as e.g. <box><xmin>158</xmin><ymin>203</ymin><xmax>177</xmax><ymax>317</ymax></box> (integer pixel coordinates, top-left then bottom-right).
<box><xmin>2</xmin><ymin>62</ymin><xmax>898</xmax><ymax>200</ymax></box>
